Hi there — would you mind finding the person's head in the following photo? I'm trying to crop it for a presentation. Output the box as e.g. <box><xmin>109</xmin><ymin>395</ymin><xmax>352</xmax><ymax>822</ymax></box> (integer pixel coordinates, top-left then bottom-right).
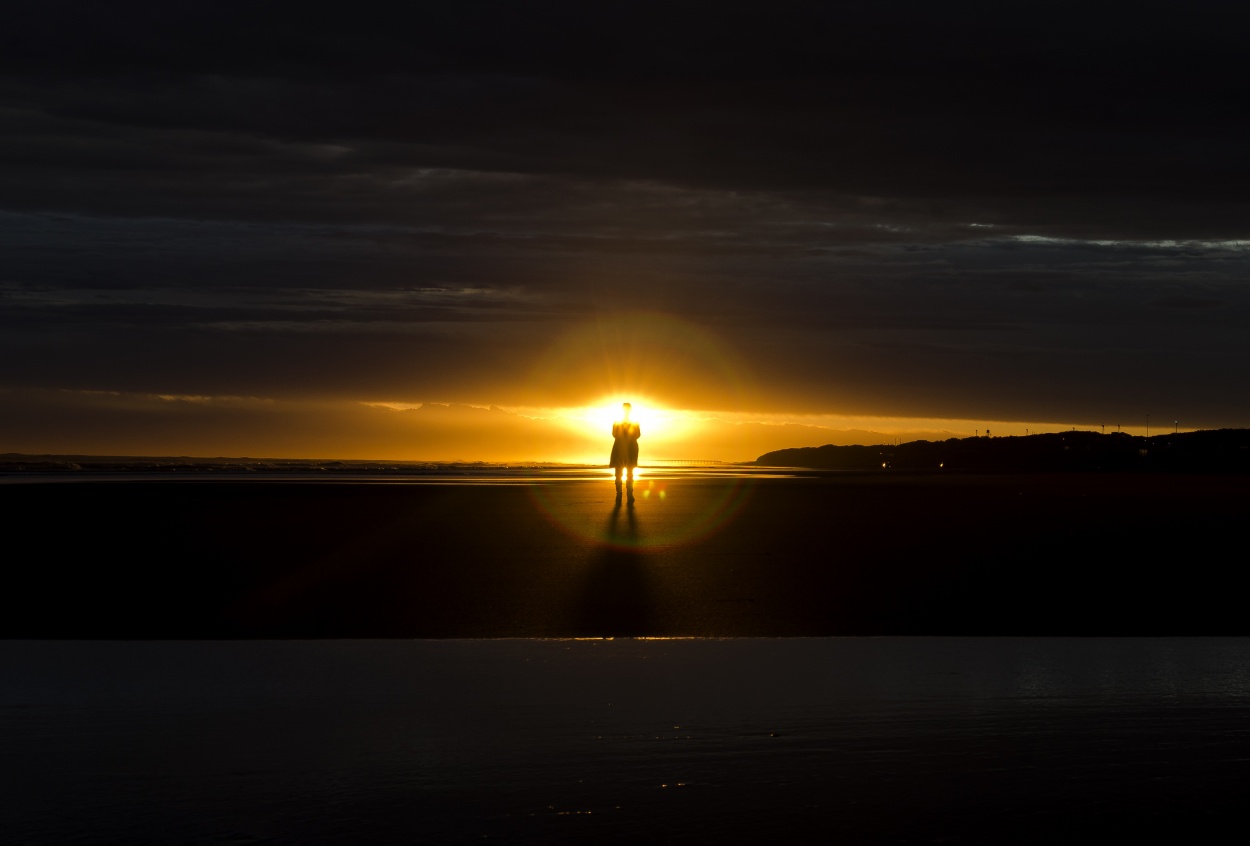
<box><xmin>622</xmin><ymin>402</ymin><xmax>632</xmax><ymax>419</ymax></box>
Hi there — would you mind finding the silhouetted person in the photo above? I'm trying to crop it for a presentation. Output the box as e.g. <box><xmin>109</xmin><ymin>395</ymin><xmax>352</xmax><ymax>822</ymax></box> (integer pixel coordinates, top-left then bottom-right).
<box><xmin>611</xmin><ymin>402</ymin><xmax>641</xmax><ymax>504</ymax></box>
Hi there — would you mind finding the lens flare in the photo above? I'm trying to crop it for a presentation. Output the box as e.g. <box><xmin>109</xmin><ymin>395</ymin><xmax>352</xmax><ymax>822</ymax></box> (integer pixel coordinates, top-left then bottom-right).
<box><xmin>527</xmin><ymin>474</ymin><xmax>755</xmax><ymax>550</ymax></box>
<box><xmin>526</xmin><ymin>311</ymin><xmax>755</xmax><ymax>416</ymax></box>
<box><xmin>524</xmin><ymin>312</ymin><xmax>757</xmax><ymax>547</ymax></box>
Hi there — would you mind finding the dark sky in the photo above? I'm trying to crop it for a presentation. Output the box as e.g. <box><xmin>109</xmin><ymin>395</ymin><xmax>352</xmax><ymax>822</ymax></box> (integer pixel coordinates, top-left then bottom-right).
<box><xmin>3</xmin><ymin>2</ymin><xmax>1249</xmax><ymax>457</ymax></box>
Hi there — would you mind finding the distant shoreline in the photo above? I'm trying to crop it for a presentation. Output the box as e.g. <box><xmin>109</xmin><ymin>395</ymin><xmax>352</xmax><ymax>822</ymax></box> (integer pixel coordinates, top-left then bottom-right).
<box><xmin>6</xmin><ymin>426</ymin><xmax>1250</xmax><ymax>476</ymax></box>
<box><xmin>756</xmin><ymin>427</ymin><xmax>1250</xmax><ymax>474</ymax></box>
<box><xmin>0</xmin><ymin>454</ymin><xmax>783</xmax><ymax>483</ymax></box>
<box><xmin>0</xmin><ymin>452</ymin><xmax>598</xmax><ymax>473</ymax></box>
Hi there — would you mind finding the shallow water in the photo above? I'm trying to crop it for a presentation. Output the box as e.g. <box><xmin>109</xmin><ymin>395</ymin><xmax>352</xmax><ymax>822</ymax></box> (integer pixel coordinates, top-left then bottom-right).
<box><xmin>0</xmin><ymin>462</ymin><xmax>787</xmax><ymax>484</ymax></box>
<box><xmin>4</xmin><ymin>638</ymin><xmax>1249</xmax><ymax>843</ymax></box>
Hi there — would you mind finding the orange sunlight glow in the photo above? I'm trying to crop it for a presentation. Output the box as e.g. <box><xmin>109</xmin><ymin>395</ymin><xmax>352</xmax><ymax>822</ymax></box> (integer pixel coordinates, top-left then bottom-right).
<box><xmin>509</xmin><ymin>310</ymin><xmax>764</xmax><ymax>463</ymax></box>
<box><xmin>551</xmin><ymin>396</ymin><xmax>705</xmax><ymax>465</ymax></box>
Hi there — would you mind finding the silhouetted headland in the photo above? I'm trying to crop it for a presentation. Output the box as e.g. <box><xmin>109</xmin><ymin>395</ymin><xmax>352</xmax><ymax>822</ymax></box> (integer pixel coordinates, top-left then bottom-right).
<box><xmin>755</xmin><ymin>428</ymin><xmax>1250</xmax><ymax>473</ymax></box>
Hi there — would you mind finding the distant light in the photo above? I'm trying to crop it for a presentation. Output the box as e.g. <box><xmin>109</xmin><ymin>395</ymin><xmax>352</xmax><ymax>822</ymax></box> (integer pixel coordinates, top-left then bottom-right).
<box><xmin>659</xmin><ymin>491</ymin><xmax>666</xmax><ymax>499</ymax></box>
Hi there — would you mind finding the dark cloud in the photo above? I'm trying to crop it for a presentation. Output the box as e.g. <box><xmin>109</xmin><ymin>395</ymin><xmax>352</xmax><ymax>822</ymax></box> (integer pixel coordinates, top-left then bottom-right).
<box><xmin>3</xmin><ymin>2</ymin><xmax>1250</xmax><ymax>452</ymax></box>
<box><xmin>6</xmin><ymin>3</ymin><xmax>1250</xmax><ymax>232</ymax></box>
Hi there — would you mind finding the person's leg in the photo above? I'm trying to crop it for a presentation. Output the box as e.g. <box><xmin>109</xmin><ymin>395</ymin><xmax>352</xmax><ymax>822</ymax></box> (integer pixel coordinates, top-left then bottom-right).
<box><xmin>626</xmin><ymin>467</ymin><xmax>635</xmax><ymax>502</ymax></box>
<box><xmin>615</xmin><ymin>466</ymin><xmax>623</xmax><ymax>500</ymax></box>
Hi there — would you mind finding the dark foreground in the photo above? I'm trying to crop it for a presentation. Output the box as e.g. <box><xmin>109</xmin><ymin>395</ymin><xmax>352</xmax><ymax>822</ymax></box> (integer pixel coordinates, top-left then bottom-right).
<box><xmin>4</xmin><ymin>471</ymin><xmax>1247</xmax><ymax>637</ymax></box>
<box><xmin>4</xmin><ymin>638</ymin><xmax>1250</xmax><ymax>845</ymax></box>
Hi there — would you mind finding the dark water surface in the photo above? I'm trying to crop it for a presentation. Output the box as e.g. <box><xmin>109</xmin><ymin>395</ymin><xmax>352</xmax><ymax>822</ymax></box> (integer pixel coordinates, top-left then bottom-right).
<box><xmin>4</xmin><ymin>638</ymin><xmax>1249</xmax><ymax>844</ymax></box>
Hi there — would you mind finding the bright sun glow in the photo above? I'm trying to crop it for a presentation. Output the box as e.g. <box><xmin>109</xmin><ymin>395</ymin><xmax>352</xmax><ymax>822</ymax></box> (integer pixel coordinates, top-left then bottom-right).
<box><xmin>577</xmin><ymin>397</ymin><xmax>702</xmax><ymax>444</ymax></box>
<box><xmin>587</xmin><ymin>396</ymin><xmax>653</xmax><ymax>433</ymax></box>
<box><xmin>541</xmin><ymin>396</ymin><xmax>704</xmax><ymax>465</ymax></box>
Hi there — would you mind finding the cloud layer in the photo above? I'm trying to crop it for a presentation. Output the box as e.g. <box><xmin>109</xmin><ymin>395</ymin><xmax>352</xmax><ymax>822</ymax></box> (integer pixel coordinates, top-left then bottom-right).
<box><xmin>3</xmin><ymin>3</ymin><xmax>1249</xmax><ymax>456</ymax></box>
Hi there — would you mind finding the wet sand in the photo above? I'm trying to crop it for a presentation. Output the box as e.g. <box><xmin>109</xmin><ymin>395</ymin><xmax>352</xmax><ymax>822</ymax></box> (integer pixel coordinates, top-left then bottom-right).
<box><xmin>6</xmin><ymin>474</ymin><xmax>1250</xmax><ymax>843</ymax></box>
<box><xmin>5</xmin><ymin>637</ymin><xmax>1250</xmax><ymax>844</ymax></box>
<box><xmin>4</xmin><ymin>471</ymin><xmax>1247</xmax><ymax>637</ymax></box>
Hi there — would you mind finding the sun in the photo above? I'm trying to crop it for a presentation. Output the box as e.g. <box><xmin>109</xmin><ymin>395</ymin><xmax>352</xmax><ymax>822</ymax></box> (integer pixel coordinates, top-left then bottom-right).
<box><xmin>581</xmin><ymin>396</ymin><xmax>667</xmax><ymax>440</ymax></box>
<box><xmin>551</xmin><ymin>396</ymin><xmax>673</xmax><ymax>467</ymax></box>
<box><xmin>525</xmin><ymin>395</ymin><xmax>707</xmax><ymax>464</ymax></box>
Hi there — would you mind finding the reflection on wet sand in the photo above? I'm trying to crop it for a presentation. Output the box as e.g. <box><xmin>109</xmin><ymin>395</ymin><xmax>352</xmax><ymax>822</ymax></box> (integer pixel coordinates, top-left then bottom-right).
<box><xmin>8</xmin><ymin>638</ymin><xmax>1250</xmax><ymax>844</ymax></box>
<box><xmin>579</xmin><ymin>502</ymin><xmax>653</xmax><ymax>636</ymax></box>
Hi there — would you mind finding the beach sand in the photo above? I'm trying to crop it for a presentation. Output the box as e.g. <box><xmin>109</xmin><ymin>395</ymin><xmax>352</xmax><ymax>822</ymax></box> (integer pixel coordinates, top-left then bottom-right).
<box><xmin>3</xmin><ymin>471</ymin><xmax>1247</xmax><ymax>637</ymax></box>
<box><xmin>5</xmin><ymin>637</ymin><xmax>1250</xmax><ymax>844</ymax></box>
<box><xmin>5</xmin><ymin>472</ymin><xmax>1250</xmax><ymax>842</ymax></box>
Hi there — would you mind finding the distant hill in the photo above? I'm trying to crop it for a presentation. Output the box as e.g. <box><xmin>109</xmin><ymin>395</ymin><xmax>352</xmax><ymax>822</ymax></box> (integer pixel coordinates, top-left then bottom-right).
<box><xmin>755</xmin><ymin>428</ymin><xmax>1250</xmax><ymax>473</ymax></box>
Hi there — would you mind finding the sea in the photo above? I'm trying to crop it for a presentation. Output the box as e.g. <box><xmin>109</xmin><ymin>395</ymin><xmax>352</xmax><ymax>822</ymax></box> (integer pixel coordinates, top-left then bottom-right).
<box><xmin>4</xmin><ymin>637</ymin><xmax>1249</xmax><ymax>844</ymax></box>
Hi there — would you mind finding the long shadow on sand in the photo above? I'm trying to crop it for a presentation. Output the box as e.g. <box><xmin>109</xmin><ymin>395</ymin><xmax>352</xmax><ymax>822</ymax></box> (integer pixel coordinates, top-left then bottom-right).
<box><xmin>578</xmin><ymin>502</ymin><xmax>653</xmax><ymax>636</ymax></box>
